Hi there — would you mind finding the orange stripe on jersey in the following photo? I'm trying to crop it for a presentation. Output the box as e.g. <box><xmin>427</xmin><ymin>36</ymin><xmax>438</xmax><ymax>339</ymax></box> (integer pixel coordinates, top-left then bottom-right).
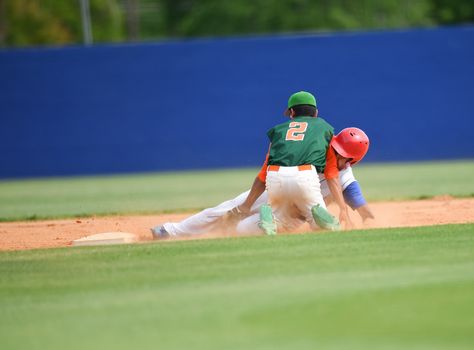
<box><xmin>257</xmin><ymin>145</ymin><xmax>271</xmax><ymax>183</ymax></box>
<box><xmin>324</xmin><ymin>145</ymin><xmax>339</xmax><ymax>180</ymax></box>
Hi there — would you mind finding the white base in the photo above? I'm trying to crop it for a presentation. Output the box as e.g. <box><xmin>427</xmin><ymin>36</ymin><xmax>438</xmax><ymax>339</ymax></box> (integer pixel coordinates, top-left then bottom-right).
<box><xmin>72</xmin><ymin>232</ymin><xmax>137</xmax><ymax>247</ymax></box>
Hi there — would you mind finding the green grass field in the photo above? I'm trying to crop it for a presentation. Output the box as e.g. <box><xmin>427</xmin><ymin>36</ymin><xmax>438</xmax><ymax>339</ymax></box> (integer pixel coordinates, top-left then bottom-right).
<box><xmin>0</xmin><ymin>160</ymin><xmax>473</xmax><ymax>221</ymax></box>
<box><xmin>1</xmin><ymin>161</ymin><xmax>473</xmax><ymax>349</ymax></box>
<box><xmin>1</xmin><ymin>224</ymin><xmax>473</xmax><ymax>350</ymax></box>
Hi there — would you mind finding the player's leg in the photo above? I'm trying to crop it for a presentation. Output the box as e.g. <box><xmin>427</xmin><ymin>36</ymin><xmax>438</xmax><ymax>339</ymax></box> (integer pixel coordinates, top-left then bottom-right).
<box><xmin>258</xmin><ymin>203</ymin><xmax>277</xmax><ymax>235</ymax></box>
<box><xmin>264</xmin><ymin>169</ymin><xmax>306</xmax><ymax>234</ymax></box>
<box><xmin>153</xmin><ymin>190</ymin><xmax>269</xmax><ymax>237</ymax></box>
<box><xmin>293</xmin><ymin>169</ymin><xmax>326</xmax><ymax>227</ymax></box>
<box><xmin>221</xmin><ymin>189</ymin><xmax>273</xmax><ymax>235</ymax></box>
<box><xmin>261</xmin><ymin>170</ymin><xmax>285</xmax><ymax>235</ymax></box>
<box><xmin>236</xmin><ymin>213</ymin><xmax>260</xmax><ymax>235</ymax></box>
<box><xmin>292</xmin><ymin>168</ymin><xmax>339</xmax><ymax>230</ymax></box>
<box><xmin>236</xmin><ymin>202</ymin><xmax>303</xmax><ymax>235</ymax></box>
<box><xmin>271</xmin><ymin>201</ymin><xmax>306</xmax><ymax>232</ymax></box>
<box><xmin>154</xmin><ymin>191</ymin><xmax>250</xmax><ymax>237</ymax></box>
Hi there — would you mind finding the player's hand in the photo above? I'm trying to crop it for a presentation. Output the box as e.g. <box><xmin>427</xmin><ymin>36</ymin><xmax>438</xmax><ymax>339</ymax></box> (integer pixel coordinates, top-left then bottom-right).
<box><xmin>229</xmin><ymin>206</ymin><xmax>243</xmax><ymax>218</ymax></box>
<box><xmin>362</xmin><ymin>217</ymin><xmax>376</xmax><ymax>228</ymax></box>
<box><xmin>339</xmin><ymin>210</ymin><xmax>354</xmax><ymax>230</ymax></box>
<box><xmin>223</xmin><ymin>205</ymin><xmax>251</xmax><ymax>227</ymax></box>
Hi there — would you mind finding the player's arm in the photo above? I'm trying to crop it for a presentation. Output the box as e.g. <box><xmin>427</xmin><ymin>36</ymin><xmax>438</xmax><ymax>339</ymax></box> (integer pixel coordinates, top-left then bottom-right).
<box><xmin>324</xmin><ymin>165</ymin><xmax>375</xmax><ymax>224</ymax></box>
<box><xmin>325</xmin><ymin>147</ymin><xmax>354</xmax><ymax>229</ymax></box>
<box><xmin>343</xmin><ymin>181</ymin><xmax>375</xmax><ymax>223</ymax></box>
<box><xmin>238</xmin><ymin>176</ymin><xmax>266</xmax><ymax>214</ymax></box>
<box><xmin>228</xmin><ymin>146</ymin><xmax>270</xmax><ymax>217</ymax></box>
<box><xmin>326</xmin><ymin>177</ymin><xmax>352</xmax><ymax>228</ymax></box>
<box><xmin>356</xmin><ymin>204</ymin><xmax>375</xmax><ymax>222</ymax></box>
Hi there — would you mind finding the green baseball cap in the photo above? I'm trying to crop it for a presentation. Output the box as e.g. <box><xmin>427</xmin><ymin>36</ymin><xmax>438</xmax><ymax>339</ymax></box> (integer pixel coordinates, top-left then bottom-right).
<box><xmin>284</xmin><ymin>91</ymin><xmax>317</xmax><ymax>116</ymax></box>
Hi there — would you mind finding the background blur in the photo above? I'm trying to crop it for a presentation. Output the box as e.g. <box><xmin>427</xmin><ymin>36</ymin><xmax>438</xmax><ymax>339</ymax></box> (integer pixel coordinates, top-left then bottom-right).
<box><xmin>1</xmin><ymin>0</ymin><xmax>474</xmax><ymax>47</ymax></box>
<box><xmin>1</xmin><ymin>0</ymin><xmax>473</xmax><ymax>178</ymax></box>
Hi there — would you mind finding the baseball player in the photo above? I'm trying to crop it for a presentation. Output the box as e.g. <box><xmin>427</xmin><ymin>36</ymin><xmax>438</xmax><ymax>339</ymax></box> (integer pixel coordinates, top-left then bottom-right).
<box><xmin>151</xmin><ymin>127</ymin><xmax>372</xmax><ymax>238</ymax></box>
<box><xmin>226</xmin><ymin>91</ymin><xmax>351</xmax><ymax>235</ymax></box>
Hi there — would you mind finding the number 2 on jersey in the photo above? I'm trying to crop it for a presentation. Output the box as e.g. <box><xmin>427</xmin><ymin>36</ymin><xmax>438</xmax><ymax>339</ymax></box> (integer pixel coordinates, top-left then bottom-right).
<box><xmin>285</xmin><ymin>122</ymin><xmax>308</xmax><ymax>141</ymax></box>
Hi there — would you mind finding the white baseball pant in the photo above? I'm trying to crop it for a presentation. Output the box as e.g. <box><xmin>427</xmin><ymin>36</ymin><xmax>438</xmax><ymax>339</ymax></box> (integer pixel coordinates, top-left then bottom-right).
<box><xmin>162</xmin><ymin>166</ymin><xmax>357</xmax><ymax>236</ymax></box>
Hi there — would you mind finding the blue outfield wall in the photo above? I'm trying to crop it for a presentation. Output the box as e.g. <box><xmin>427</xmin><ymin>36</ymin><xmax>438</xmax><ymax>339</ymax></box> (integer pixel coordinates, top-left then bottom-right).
<box><xmin>1</xmin><ymin>26</ymin><xmax>473</xmax><ymax>178</ymax></box>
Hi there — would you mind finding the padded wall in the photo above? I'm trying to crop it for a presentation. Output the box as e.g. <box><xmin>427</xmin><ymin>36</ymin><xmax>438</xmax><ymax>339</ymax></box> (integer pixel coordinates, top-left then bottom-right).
<box><xmin>1</xmin><ymin>26</ymin><xmax>473</xmax><ymax>178</ymax></box>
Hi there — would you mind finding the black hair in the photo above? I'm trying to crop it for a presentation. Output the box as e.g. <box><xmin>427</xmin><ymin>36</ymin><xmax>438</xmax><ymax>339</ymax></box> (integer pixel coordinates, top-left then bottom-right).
<box><xmin>291</xmin><ymin>104</ymin><xmax>317</xmax><ymax>117</ymax></box>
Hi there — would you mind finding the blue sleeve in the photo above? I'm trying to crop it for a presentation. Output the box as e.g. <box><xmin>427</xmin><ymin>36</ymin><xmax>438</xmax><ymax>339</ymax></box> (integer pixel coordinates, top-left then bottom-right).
<box><xmin>343</xmin><ymin>181</ymin><xmax>367</xmax><ymax>210</ymax></box>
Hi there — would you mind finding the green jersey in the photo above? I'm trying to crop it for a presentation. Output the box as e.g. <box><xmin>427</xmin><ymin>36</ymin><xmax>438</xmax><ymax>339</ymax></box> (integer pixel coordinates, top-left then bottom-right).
<box><xmin>267</xmin><ymin>116</ymin><xmax>334</xmax><ymax>173</ymax></box>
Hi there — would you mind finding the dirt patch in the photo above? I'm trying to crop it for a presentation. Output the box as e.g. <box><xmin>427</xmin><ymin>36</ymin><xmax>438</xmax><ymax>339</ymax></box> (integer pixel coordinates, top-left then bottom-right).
<box><xmin>1</xmin><ymin>198</ymin><xmax>473</xmax><ymax>251</ymax></box>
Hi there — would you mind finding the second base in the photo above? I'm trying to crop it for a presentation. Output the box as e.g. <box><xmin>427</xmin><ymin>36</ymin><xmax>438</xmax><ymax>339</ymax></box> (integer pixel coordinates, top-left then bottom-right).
<box><xmin>72</xmin><ymin>232</ymin><xmax>137</xmax><ymax>247</ymax></box>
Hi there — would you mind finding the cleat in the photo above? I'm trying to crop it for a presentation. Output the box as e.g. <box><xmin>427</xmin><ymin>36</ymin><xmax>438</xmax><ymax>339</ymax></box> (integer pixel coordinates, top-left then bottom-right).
<box><xmin>259</xmin><ymin>204</ymin><xmax>277</xmax><ymax>236</ymax></box>
<box><xmin>311</xmin><ymin>204</ymin><xmax>341</xmax><ymax>231</ymax></box>
<box><xmin>150</xmin><ymin>225</ymin><xmax>171</xmax><ymax>240</ymax></box>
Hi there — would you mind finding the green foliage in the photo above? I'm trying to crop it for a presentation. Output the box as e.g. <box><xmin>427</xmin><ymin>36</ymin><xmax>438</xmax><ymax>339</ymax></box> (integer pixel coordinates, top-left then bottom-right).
<box><xmin>2</xmin><ymin>0</ymin><xmax>124</xmax><ymax>47</ymax></box>
<box><xmin>430</xmin><ymin>0</ymin><xmax>474</xmax><ymax>24</ymax></box>
<box><xmin>156</xmin><ymin>0</ymin><xmax>434</xmax><ymax>37</ymax></box>
<box><xmin>1</xmin><ymin>0</ymin><xmax>474</xmax><ymax>47</ymax></box>
<box><xmin>4</xmin><ymin>0</ymin><xmax>78</xmax><ymax>46</ymax></box>
<box><xmin>89</xmin><ymin>0</ymin><xmax>124</xmax><ymax>42</ymax></box>
<box><xmin>0</xmin><ymin>224</ymin><xmax>473</xmax><ymax>349</ymax></box>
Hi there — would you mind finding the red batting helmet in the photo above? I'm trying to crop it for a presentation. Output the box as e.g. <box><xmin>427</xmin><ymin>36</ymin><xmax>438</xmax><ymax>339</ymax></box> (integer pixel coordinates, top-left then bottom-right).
<box><xmin>331</xmin><ymin>127</ymin><xmax>369</xmax><ymax>165</ymax></box>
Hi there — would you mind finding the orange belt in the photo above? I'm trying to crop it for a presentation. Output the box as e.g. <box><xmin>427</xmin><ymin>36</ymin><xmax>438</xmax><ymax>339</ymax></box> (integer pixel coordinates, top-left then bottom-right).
<box><xmin>268</xmin><ymin>164</ymin><xmax>313</xmax><ymax>172</ymax></box>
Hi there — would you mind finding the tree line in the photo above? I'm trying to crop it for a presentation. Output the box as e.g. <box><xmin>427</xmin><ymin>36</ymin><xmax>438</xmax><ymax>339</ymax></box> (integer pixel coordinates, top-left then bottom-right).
<box><xmin>1</xmin><ymin>0</ymin><xmax>473</xmax><ymax>47</ymax></box>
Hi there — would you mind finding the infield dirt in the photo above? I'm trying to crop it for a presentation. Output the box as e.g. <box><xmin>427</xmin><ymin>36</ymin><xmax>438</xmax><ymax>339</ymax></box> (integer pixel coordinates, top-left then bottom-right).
<box><xmin>1</xmin><ymin>197</ymin><xmax>473</xmax><ymax>251</ymax></box>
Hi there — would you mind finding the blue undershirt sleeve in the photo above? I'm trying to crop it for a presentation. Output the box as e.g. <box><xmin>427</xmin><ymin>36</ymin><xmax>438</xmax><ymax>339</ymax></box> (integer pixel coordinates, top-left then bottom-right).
<box><xmin>343</xmin><ymin>181</ymin><xmax>367</xmax><ymax>210</ymax></box>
